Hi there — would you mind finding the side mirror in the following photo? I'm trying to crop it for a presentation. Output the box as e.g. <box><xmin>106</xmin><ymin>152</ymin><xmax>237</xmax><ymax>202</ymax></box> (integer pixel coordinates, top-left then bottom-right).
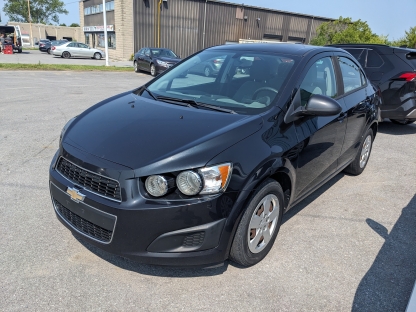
<box><xmin>284</xmin><ymin>91</ymin><xmax>342</xmax><ymax>123</ymax></box>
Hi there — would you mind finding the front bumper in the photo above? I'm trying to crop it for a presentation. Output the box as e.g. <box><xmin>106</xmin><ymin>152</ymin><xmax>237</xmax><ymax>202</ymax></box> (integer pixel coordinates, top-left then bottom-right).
<box><xmin>49</xmin><ymin>150</ymin><xmax>233</xmax><ymax>266</ymax></box>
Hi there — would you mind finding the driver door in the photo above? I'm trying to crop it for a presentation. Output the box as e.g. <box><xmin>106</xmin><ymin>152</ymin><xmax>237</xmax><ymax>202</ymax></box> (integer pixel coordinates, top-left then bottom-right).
<box><xmin>292</xmin><ymin>54</ymin><xmax>347</xmax><ymax>199</ymax></box>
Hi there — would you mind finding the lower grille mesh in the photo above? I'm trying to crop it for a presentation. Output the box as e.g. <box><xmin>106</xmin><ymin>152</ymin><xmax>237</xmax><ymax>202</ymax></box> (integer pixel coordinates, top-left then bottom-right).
<box><xmin>183</xmin><ymin>232</ymin><xmax>205</xmax><ymax>248</ymax></box>
<box><xmin>54</xmin><ymin>198</ymin><xmax>112</xmax><ymax>243</ymax></box>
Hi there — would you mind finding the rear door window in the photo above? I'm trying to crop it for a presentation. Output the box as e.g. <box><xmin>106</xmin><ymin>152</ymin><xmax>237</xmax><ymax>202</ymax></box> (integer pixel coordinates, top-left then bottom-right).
<box><xmin>344</xmin><ymin>48</ymin><xmax>366</xmax><ymax>67</ymax></box>
<box><xmin>338</xmin><ymin>57</ymin><xmax>366</xmax><ymax>93</ymax></box>
<box><xmin>366</xmin><ymin>49</ymin><xmax>384</xmax><ymax>67</ymax></box>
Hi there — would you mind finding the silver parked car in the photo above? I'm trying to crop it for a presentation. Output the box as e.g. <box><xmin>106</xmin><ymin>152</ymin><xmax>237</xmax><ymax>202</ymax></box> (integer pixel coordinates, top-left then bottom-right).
<box><xmin>52</xmin><ymin>42</ymin><xmax>105</xmax><ymax>60</ymax></box>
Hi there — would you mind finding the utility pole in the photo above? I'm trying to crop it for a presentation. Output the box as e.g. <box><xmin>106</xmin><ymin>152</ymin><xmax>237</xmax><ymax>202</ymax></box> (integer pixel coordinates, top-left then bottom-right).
<box><xmin>102</xmin><ymin>0</ymin><xmax>109</xmax><ymax>66</ymax></box>
<box><xmin>27</xmin><ymin>0</ymin><xmax>33</xmax><ymax>46</ymax></box>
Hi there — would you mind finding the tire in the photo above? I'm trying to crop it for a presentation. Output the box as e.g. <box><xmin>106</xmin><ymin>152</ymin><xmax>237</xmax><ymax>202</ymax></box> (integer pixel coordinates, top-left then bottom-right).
<box><xmin>230</xmin><ymin>179</ymin><xmax>284</xmax><ymax>267</ymax></box>
<box><xmin>18</xmin><ymin>48</ymin><xmax>22</xmax><ymax>53</ymax></box>
<box><xmin>94</xmin><ymin>52</ymin><xmax>102</xmax><ymax>60</ymax></box>
<box><xmin>62</xmin><ymin>51</ymin><xmax>71</xmax><ymax>59</ymax></box>
<box><xmin>390</xmin><ymin>119</ymin><xmax>415</xmax><ymax>125</ymax></box>
<box><xmin>134</xmin><ymin>61</ymin><xmax>139</xmax><ymax>73</ymax></box>
<box><xmin>150</xmin><ymin>64</ymin><xmax>156</xmax><ymax>76</ymax></box>
<box><xmin>204</xmin><ymin>66</ymin><xmax>211</xmax><ymax>77</ymax></box>
<box><xmin>47</xmin><ymin>48</ymin><xmax>51</xmax><ymax>54</ymax></box>
<box><xmin>343</xmin><ymin>128</ymin><xmax>373</xmax><ymax>175</ymax></box>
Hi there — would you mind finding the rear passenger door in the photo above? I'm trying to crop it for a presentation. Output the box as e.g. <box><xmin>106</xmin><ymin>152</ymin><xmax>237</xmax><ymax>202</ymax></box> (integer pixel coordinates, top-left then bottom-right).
<box><xmin>335</xmin><ymin>55</ymin><xmax>370</xmax><ymax>168</ymax></box>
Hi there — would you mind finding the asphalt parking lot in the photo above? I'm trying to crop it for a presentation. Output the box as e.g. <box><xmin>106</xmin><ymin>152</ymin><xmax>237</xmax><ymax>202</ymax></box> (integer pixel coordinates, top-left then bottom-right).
<box><xmin>0</xmin><ymin>71</ymin><xmax>415</xmax><ymax>311</ymax></box>
<box><xmin>0</xmin><ymin>49</ymin><xmax>133</xmax><ymax>67</ymax></box>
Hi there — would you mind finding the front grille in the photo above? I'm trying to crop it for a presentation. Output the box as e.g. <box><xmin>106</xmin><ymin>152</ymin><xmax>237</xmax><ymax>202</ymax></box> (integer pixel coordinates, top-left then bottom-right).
<box><xmin>56</xmin><ymin>157</ymin><xmax>121</xmax><ymax>201</ymax></box>
<box><xmin>183</xmin><ymin>232</ymin><xmax>205</xmax><ymax>248</ymax></box>
<box><xmin>53</xmin><ymin>198</ymin><xmax>112</xmax><ymax>243</ymax></box>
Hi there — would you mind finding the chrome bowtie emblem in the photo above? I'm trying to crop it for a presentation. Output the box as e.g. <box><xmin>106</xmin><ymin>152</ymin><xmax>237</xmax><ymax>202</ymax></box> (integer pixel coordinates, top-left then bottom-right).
<box><xmin>66</xmin><ymin>187</ymin><xmax>85</xmax><ymax>203</ymax></box>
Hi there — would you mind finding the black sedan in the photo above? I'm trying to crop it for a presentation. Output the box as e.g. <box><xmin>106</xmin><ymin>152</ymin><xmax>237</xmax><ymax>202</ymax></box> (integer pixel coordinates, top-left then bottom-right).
<box><xmin>50</xmin><ymin>44</ymin><xmax>379</xmax><ymax>267</ymax></box>
<box><xmin>133</xmin><ymin>47</ymin><xmax>181</xmax><ymax>76</ymax></box>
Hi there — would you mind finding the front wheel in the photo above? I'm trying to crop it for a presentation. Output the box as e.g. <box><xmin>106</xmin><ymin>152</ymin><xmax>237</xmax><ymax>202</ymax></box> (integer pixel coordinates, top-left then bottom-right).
<box><xmin>62</xmin><ymin>51</ymin><xmax>71</xmax><ymax>59</ymax></box>
<box><xmin>47</xmin><ymin>48</ymin><xmax>51</xmax><ymax>54</ymax></box>
<box><xmin>150</xmin><ymin>64</ymin><xmax>156</xmax><ymax>76</ymax></box>
<box><xmin>94</xmin><ymin>52</ymin><xmax>102</xmax><ymax>60</ymax></box>
<box><xmin>230</xmin><ymin>179</ymin><xmax>284</xmax><ymax>267</ymax></box>
<box><xmin>134</xmin><ymin>61</ymin><xmax>139</xmax><ymax>73</ymax></box>
<box><xmin>343</xmin><ymin>128</ymin><xmax>373</xmax><ymax>175</ymax></box>
<box><xmin>390</xmin><ymin>119</ymin><xmax>415</xmax><ymax>125</ymax></box>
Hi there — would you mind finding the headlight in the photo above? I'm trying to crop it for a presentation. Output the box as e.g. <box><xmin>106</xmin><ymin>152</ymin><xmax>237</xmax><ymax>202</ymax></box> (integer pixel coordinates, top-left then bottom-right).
<box><xmin>60</xmin><ymin>116</ymin><xmax>77</xmax><ymax>144</ymax></box>
<box><xmin>156</xmin><ymin>60</ymin><xmax>168</xmax><ymax>67</ymax></box>
<box><xmin>145</xmin><ymin>175</ymin><xmax>174</xmax><ymax>197</ymax></box>
<box><xmin>199</xmin><ymin>163</ymin><xmax>232</xmax><ymax>194</ymax></box>
<box><xmin>177</xmin><ymin>171</ymin><xmax>202</xmax><ymax>196</ymax></box>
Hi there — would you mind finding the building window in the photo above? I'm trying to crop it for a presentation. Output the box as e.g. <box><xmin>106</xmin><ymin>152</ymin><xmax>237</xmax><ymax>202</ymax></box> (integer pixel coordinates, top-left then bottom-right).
<box><xmin>105</xmin><ymin>1</ymin><xmax>114</xmax><ymax>11</ymax></box>
<box><xmin>84</xmin><ymin>7</ymin><xmax>91</xmax><ymax>15</ymax></box>
<box><xmin>97</xmin><ymin>33</ymin><xmax>116</xmax><ymax>49</ymax></box>
<box><xmin>85</xmin><ymin>34</ymin><xmax>90</xmax><ymax>45</ymax></box>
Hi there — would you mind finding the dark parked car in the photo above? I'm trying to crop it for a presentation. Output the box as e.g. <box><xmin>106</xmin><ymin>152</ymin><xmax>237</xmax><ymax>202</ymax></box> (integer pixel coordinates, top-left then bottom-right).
<box><xmin>36</xmin><ymin>39</ymin><xmax>50</xmax><ymax>46</ymax></box>
<box><xmin>39</xmin><ymin>39</ymin><xmax>68</xmax><ymax>54</ymax></box>
<box><xmin>133</xmin><ymin>47</ymin><xmax>181</xmax><ymax>76</ymax></box>
<box><xmin>329</xmin><ymin>44</ymin><xmax>416</xmax><ymax>125</ymax></box>
<box><xmin>50</xmin><ymin>44</ymin><xmax>379</xmax><ymax>267</ymax></box>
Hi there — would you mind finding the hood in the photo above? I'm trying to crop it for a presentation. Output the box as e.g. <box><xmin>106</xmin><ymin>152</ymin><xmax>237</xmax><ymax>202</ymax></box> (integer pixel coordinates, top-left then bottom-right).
<box><xmin>158</xmin><ymin>56</ymin><xmax>181</xmax><ymax>63</ymax></box>
<box><xmin>63</xmin><ymin>92</ymin><xmax>263</xmax><ymax>176</ymax></box>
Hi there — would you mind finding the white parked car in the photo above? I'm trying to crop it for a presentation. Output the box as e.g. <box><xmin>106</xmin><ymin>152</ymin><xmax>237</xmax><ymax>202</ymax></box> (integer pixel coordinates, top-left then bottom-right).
<box><xmin>52</xmin><ymin>42</ymin><xmax>105</xmax><ymax>60</ymax></box>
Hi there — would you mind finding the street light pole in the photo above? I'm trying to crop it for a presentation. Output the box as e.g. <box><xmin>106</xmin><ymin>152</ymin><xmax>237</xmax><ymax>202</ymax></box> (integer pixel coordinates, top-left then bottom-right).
<box><xmin>27</xmin><ymin>0</ymin><xmax>33</xmax><ymax>46</ymax></box>
<box><xmin>102</xmin><ymin>0</ymin><xmax>109</xmax><ymax>66</ymax></box>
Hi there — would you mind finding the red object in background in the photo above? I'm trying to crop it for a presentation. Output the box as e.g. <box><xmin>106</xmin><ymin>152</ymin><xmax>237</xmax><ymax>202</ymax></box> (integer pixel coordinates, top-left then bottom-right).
<box><xmin>3</xmin><ymin>45</ymin><xmax>13</xmax><ymax>54</ymax></box>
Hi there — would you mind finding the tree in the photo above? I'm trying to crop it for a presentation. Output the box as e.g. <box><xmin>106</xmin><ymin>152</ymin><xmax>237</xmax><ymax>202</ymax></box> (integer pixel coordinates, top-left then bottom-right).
<box><xmin>59</xmin><ymin>23</ymin><xmax>66</xmax><ymax>26</ymax></box>
<box><xmin>3</xmin><ymin>0</ymin><xmax>68</xmax><ymax>24</ymax></box>
<box><xmin>69</xmin><ymin>23</ymin><xmax>80</xmax><ymax>27</ymax></box>
<box><xmin>391</xmin><ymin>26</ymin><xmax>416</xmax><ymax>48</ymax></box>
<box><xmin>311</xmin><ymin>17</ymin><xmax>388</xmax><ymax>46</ymax></box>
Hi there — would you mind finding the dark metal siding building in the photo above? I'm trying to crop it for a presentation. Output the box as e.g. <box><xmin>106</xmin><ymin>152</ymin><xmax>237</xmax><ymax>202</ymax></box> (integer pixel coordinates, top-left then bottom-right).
<box><xmin>133</xmin><ymin>0</ymin><xmax>332</xmax><ymax>58</ymax></box>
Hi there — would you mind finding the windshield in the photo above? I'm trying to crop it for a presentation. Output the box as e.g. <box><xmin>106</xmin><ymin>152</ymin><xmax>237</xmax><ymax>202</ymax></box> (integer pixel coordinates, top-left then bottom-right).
<box><xmin>151</xmin><ymin>48</ymin><xmax>178</xmax><ymax>58</ymax></box>
<box><xmin>145</xmin><ymin>50</ymin><xmax>297</xmax><ymax>115</ymax></box>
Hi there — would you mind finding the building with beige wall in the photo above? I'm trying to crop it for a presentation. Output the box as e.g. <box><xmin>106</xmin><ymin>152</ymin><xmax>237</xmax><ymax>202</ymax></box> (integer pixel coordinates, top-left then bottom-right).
<box><xmin>7</xmin><ymin>22</ymin><xmax>82</xmax><ymax>45</ymax></box>
<box><xmin>79</xmin><ymin>0</ymin><xmax>332</xmax><ymax>61</ymax></box>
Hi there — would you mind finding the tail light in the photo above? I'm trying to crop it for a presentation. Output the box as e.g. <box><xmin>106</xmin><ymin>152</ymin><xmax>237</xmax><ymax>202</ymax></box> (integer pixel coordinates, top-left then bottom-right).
<box><xmin>52</xmin><ymin>46</ymin><xmax>56</xmax><ymax>50</ymax></box>
<box><xmin>392</xmin><ymin>72</ymin><xmax>416</xmax><ymax>82</ymax></box>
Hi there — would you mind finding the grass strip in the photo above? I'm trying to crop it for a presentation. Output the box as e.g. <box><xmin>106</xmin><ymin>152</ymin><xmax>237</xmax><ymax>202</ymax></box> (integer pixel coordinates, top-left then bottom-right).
<box><xmin>0</xmin><ymin>63</ymin><xmax>133</xmax><ymax>71</ymax></box>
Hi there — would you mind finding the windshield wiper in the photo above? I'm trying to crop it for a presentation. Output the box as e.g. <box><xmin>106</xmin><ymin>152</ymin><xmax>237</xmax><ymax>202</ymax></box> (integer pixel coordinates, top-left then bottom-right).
<box><xmin>141</xmin><ymin>86</ymin><xmax>158</xmax><ymax>101</ymax></box>
<box><xmin>156</xmin><ymin>96</ymin><xmax>237</xmax><ymax>114</ymax></box>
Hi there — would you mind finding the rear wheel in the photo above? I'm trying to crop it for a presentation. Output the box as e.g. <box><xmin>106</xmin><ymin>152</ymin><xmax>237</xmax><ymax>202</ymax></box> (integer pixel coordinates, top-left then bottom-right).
<box><xmin>343</xmin><ymin>128</ymin><xmax>373</xmax><ymax>175</ymax></box>
<box><xmin>390</xmin><ymin>119</ymin><xmax>415</xmax><ymax>125</ymax></box>
<box><xmin>230</xmin><ymin>179</ymin><xmax>284</xmax><ymax>267</ymax></box>
<box><xmin>17</xmin><ymin>47</ymin><xmax>22</xmax><ymax>53</ymax></box>
<box><xmin>94</xmin><ymin>52</ymin><xmax>102</xmax><ymax>60</ymax></box>
<box><xmin>150</xmin><ymin>64</ymin><xmax>156</xmax><ymax>76</ymax></box>
<box><xmin>134</xmin><ymin>61</ymin><xmax>139</xmax><ymax>73</ymax></box>
<box><xmin>47</xmin><ymin>48</ymin><xmax>51</xmax><ymax>54</ymax></box>
<box><xmin>62</xmin><ymin>51</ymin><xmax>71</xmax><ymax>59</ymax></box>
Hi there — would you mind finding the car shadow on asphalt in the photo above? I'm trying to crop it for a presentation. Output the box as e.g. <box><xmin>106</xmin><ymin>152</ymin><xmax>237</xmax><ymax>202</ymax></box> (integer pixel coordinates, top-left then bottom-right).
<box><xmin>75</xmin><ymin>236</ymin><xmax>230</xmax><ymax>277</ymax></box>
<box><xmin>378</xmin><ymin>121</ymin><xmax>416</xmax><ymax>135</ymax></box>
<box><xmin>352</xmin><ymin>194</ymin><xmax>416</xmax><ymax>311</ymax></box>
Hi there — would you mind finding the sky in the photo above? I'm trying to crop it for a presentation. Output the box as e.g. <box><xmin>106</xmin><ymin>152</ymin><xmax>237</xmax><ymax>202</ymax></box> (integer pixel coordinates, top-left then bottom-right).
<box><xmin>0</xmin><ymin>0</ymin><xmax>415</xmax><ymax>40</ymax></box>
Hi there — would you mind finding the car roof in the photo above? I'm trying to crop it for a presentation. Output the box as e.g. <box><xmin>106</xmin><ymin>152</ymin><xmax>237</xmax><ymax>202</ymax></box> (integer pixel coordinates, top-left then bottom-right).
<box><xmin>206</xmin><ymin>43</ymin><xmax>342</xmax><ymax>56</ymax></box>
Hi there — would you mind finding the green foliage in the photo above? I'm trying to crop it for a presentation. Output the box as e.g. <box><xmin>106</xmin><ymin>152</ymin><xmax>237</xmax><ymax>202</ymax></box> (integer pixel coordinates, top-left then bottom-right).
<box><xmin>59</xmin><ymin>23</ymin><xmax>66</xmax><ymax>26</ymax></box>
<box><xmin>69</xmin><ymin>23</ymin><xmax>80</xmax><ymax>27</ymax></box>
<box><xmin>311</xmin><ymin>17</ymin><xmax>388</xmax><ymax>46</ymax></box>
<box><xmin>390</xmin><ymin>26</ymin><xmax>416</xmax><ymax>48</ymax></box>
<box><xmin>129</xmin><ymin>53</ymin><xmax>134</xmax><ymax>61</ymax></box>
<box><xmin>3</xmin><ymin>0</ymin><xmax>68</xmax><ymax>24</ymax></box>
